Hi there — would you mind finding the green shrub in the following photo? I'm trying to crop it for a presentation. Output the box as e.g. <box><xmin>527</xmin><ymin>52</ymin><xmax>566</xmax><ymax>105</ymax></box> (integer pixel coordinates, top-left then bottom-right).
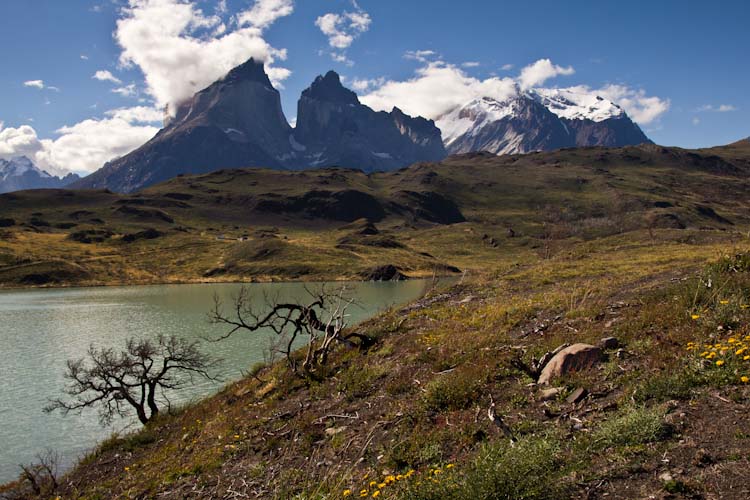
<box><xmin>336</xmin><ymin>363</ymin><xmax>387</xmax><ymax>400</ymax></box>
<box><xmin>592</xmin><ymin>407</ymin><xmax>671</xmax><ymax>449</ymax></box>
<box><xmin>400</xmin><ymin>435</ymin><xmax>568</xmax><ymax>500</ymax></box>
<box><xmin>421</xmin><ymin>368</ymin><xmax>484</xmax><ymax>412</ymax></box>
<box><xmin>635</xmin><ymin>368</ymin><xmax>703</xmax><ymax>402</ymax></box>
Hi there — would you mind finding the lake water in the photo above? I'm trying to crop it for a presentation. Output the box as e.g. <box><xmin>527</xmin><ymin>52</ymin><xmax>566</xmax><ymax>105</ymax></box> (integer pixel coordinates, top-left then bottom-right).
<box><xmin>0</xmin><ymin>280</ymin><xmax>430</xmax><ymax>484</ymax></box>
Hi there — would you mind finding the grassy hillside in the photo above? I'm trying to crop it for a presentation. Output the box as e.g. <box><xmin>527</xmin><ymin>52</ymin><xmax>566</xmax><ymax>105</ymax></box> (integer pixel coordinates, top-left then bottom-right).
<box><xmin>1</xmin><ymin>141</ymin><xmax>749</xmax><ymax>287</ymax></box>
<box><xmin>4</xmin><ymin>235</ymin><xmax>750</xmax><ymax>498</ymax></box>
<box><xmin>3</xmin><ymin>141</ymin><xmax>750</xmax><ymax>498</ymax></box>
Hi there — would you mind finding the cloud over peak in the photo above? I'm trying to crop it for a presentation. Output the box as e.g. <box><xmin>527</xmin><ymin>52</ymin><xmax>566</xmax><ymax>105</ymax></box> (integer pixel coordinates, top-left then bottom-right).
<box><xmin>115</xmin><ymin>0</ymin><xmax>293</xmax><ymax>115</ymax></box>
<box><xmin>361</xmin><ymin>56</ymin><xmax>669</xmax><ymax>125</ymax></box>
<box><xmin>517</xmin><ymin>58</ymin><xmax>575</xmax><ymax>89</ymax></box>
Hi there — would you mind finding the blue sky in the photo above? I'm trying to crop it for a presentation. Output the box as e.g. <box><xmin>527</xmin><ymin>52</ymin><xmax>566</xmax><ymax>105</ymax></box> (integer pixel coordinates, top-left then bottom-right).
<box><xmin>0</xmin><ymin>0</ymin><xmax>747</xmax><ymax>175</ymax></box>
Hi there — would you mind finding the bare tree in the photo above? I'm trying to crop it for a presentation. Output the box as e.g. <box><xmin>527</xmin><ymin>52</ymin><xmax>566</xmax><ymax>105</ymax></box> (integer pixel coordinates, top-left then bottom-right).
<box><xmin>45</xmin><ymin>335</ymin><xmax>218</xmax><ymax>425</ymax></box>
<box><xmin>13</xmin><ymin>450</ymin><xmax>60</xmax><ymax>498</ymax></box>
<box><xmin>208</xmin><ymin>286</ymin><xmax>373</xmax><ymax>375</ymax></box>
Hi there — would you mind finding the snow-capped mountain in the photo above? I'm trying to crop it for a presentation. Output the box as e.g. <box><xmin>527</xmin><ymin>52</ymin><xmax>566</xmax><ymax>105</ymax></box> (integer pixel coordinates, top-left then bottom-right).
<box><xmin>0</xmin><ymin>156</ymin><xmax>79</xmax><ymax>194</ymax></box>
<box><xmin>437</xmin><ymin>88</ymin><xmax>651</xmax><ymax>155</ymax></box>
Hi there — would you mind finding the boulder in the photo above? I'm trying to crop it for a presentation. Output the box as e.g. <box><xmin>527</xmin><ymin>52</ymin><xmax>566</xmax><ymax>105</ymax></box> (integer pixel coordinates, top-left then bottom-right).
<box><xmin>599</xmin><ymin>337</ymin><xmax>620</xmax><ymax>350</ymax></box>
<box><xmin>537</xmin><ymin>344</ymin><xmax>603</xmax><ymax>385</ymax></box>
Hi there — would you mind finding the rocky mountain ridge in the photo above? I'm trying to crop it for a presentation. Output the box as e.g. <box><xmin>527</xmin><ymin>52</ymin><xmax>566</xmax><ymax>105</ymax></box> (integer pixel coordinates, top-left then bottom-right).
<box><xmin>74</xmin><ymin>59</ymin><xmax>445</xmax><ymax>193</ymax></box>
<box><xmin>437</xmin><ymin>88</ymin><xmax>651</xmax><ymax>155</ymax></box>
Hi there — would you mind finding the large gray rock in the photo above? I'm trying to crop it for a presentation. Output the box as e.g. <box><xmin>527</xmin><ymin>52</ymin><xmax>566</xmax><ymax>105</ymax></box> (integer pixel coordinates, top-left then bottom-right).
<box><xmin>537</xmin><ymin>343</ymin><xmax>603</xmax><ymax>385</ymax></box>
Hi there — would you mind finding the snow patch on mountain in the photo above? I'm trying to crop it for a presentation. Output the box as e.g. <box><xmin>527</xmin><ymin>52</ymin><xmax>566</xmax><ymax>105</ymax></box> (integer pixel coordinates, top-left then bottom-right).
<box><xmin>437</xmin><ymin>97</ymin><xmax>521</xmax><ymax>147</ymax></box>
<box><xmin>531</xmin><ymin>88</ymin><xmax>624</xmax><ymax>122</ymax></box>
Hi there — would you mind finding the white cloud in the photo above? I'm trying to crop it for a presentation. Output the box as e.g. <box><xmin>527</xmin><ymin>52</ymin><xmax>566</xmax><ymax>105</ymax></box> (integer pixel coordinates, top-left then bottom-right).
<box><xmin>112</xmin><ymin>83</ymin><xmax>138</xmax><ymax>97</ymax></box>
<box><xmin>236</xmin><ymin>0</ymin><xmax>293</xmax><ymax>30</ymax></box>
<box><xmin>350</xmin><ymin>77</ymin><xmax>386</xmax><ymax>92</ymax></box>
<box><xmin>23</xmin><ymin>80</ymin><xmax>45</xmax><ymax>89</ymax></box>
<box><xmin>93</xmin><ymin>70</ymin><xmax>122</xmax><ymax>84</ymax></box>
<box><xmin>501</xmin><ymin>63</ymin><xmax>514</xmax><ymax>71</ymax></box>
<box><xmin>594</xmin><ymin>84</ymin><xmax>670</xmax><ymax>124</ymax></box>
<box><xmin>0</xmin><ymin>123</ymin><xmax>46</xmax><ymax>162</ymax></box>
<box><xmin>114</xmin><ymin>0</ymin><xmax>292</xmax><ymax>115</ymax></box>
<box><xmin>461</xmin><ymin>61</ymin><xmax>480</xmax><ymax>68</ymax></box>
<box><xmin>361</xmin><ymin>61</ymin><xmax>518</xmax><ymax>119</ymax></box>
<box><xmin>361</xmin><ymin>58</ymin><xmax>668</xmax><ymax>125</ymax></box>
<box><xmin>697</xmin><ymin>104</ymin><xmax>737</xmax><ymax>112</ymax></box>
<box><xmin>0</xmin><ymin>106</ymin><xmax>162</xmax><ymax>176</ymax></box>
<box><xmin>315</xmin><ymin>3</ymin><xmax>371</xmax><ymax>63</ymax></box>
<box><xmin>517</xmin><ymin>58</ymin><xmax>574</xmax><ymax>89</ymax></box>
<box><xmin>80</xmin><ymin>54</ymin><xmax>89</xmax><ymax>60</ymax></box>
<box><xmin>692</xmin><ymin>117</ymin><xmax>700</xmax><ymax>126</ymax></box>
<box><xmin>404</xmin><ymin>50</ymin><xmax>437</xmax><ymax>63</ymax></box>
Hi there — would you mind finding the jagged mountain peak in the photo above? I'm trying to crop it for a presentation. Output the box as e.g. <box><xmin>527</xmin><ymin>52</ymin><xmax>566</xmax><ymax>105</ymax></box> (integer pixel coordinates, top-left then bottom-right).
<box><xmin>302</xmin><ymin>70</ymin><xmax>359</xmax><ymax>105</ymax></box>
<box><xmin>220</xmin><ymin>57</ymin><xmax>273</xmax><ymax>87</ymax></box>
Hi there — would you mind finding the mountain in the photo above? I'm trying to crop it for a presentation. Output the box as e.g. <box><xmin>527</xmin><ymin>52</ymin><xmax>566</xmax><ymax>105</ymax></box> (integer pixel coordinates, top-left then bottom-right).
<box><xmin>73</xmin><ymin>58</ymin><xmax>293</xmax><ymax>193</ymax></box>
<box><xmin>437</xmin><ymin>88</ymin><xmax>651</xmax><ymax>155</ymax></box>
<box><xmin>74</xmin><ymin>60</ymin><xmax>446</xmax><ymax>193</ymax></box>
<box><xmin>0</xmin><ymin>156</ymin><xmax>79</xmax><ymax>193</ymax></box>
<box><xmin>293</xmin><ymin>71</ymin><xmax>446</xmax><ymax>172</ymax></box>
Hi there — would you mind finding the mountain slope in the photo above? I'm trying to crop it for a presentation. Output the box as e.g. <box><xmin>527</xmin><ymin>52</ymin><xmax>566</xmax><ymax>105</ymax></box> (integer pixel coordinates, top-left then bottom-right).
<box><xmin>438</xmin><ymin>88</ymin><xmax>651</xmax><ymax>155</ymax></box>
<box><xmin>0</xmin><ymin>156</ymin><xmax>79</xmax><ymax>194</ymax></box>
<box><xmin>72</xmin><ymin>59</ymin><xmax>292</xmax><ymax>193</ymax></box>
<box><xmin>294</xmin><ymin>71</ymin><xmax>446</xmax><ymax>172</ymax></box>
<box><xmin>73</xmin><ymin>62</ymin><xmax>447</xmax><ymax>193</ymax></box>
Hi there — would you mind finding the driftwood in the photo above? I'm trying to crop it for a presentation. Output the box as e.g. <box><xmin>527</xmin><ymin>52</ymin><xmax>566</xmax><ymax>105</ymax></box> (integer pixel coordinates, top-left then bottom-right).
<box><xmin>487</xmin><ymin>394</ymin><xmax>517</xmax><ymax>445</ymax></box>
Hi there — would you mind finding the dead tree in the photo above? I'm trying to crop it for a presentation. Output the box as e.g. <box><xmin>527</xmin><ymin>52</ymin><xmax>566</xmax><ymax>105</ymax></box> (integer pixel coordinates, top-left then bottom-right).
<box><xmin>208</xmin><ymin>286</ymin><xmax>373</xmax><ymax>375</ymax></box>
<box><xmin>14</xmin><ymin>450</ymin><xmax>60</xmax><ymax>497</ymax></box>
<box><xmin>45</xmin><ymin>335</ymin><xmax>218</xmax><ymax>425</ymax></box>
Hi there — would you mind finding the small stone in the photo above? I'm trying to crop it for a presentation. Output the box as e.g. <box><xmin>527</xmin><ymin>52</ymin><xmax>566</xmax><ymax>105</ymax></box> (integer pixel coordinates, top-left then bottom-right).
<box><xmin>539</xmin><ymin>388</ymin><xmax>562</xmax><ymax>401</ymax></box>
<box><xmin>658</xmin><ymin>471</ymin><xmax>673</xmax><ymax>483</ymax></box>
<box><xmin>599</xmin><ymin>337</ymin><xmax>619</xmax><ymax>349</ymax></box>
<box><xmin>566</xmin><ymin>387</ymin><xmax>588</xmax><ymax>404</ymax></box>
<box><xmin>325</xmin><ymin>426</ymin><xmax>346</xmax><ymax>437</ymax></box>
<box><xmin>616</xmin><ymin>348</ymin><xmax>626</xmax><ymax>359</ymax></box>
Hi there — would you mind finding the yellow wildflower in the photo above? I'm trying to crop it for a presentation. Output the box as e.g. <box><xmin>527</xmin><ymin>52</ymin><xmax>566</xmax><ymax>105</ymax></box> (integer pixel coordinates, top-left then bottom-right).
<box><xmin>736</xmin><ymin>348</ymin><xmax>746</xmax><ymax>356</ymax></box>
<box><xmin>446</xmin><ymin>463</ymin><xmax>455</xmax><ymax>469</ymax></box>
<box><xmin>742</xmin><ymin>376</ymin><xmax>750</xmax><ymax>383</ymax></box>
<box><xmin>716</xmin><ymin>360</ymin><xmax>725</xmax><ymax>367</ymax></box>
<box><xmin>369</xmin><ymin>481</ymin><xmax>377</xmax><ymax>487</ymax></box>
<box><xmin>124</xmin><ymin>466</ymin><xmax>130</xmax><ymax>472</ymax></box>
<box><xmin>720</xmin><ymin>300</ymin><xmax>730</xmax><ymax>305</ymax></box>
<box><xmin>691</xmin><ymin>314</ymin><xmax>701</xmax><ymax>320</ymax></box>
<box><xmin>744</xmin><ymin>355</ymin><xmax>750</xmax><ymax>361</ymax></box>
<box><xmin>343</xmin><ymin>490</ymin><xmax>352</xmax><ymax>497</ymax></box>
<box><xmin>359</xmin><ymin>490</ymin><xmax>368</xmax><ymax>497</ymax></box>
<box><xmin>372</xmin><ymin>491</ymin><xmax>381</xmax><ymax>498</ymax></box>
<box><xmin>377</xmin><ymin>483</ymin><xmax>386</xmax><ymax>489</ymax></box>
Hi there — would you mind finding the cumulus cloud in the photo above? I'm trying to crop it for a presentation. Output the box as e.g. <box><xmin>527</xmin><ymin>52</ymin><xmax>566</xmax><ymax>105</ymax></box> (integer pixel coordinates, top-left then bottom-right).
<box><xmin>315</xmin><ymin>2</ymin><xmax>371</xmax><ymax>64</ymax></box>
<box><xmin>361</xmin><ymin>60</ymin><xmax>518</xmax><ymax>119</ymax></box>
<box><xmin>697</xmin><ymin>104</ymin><xmax>737</xmax><ymax>112</ymax></box>
<box><xmin>0</xmin><ymin>123</ymin><xmax>46</xmax><ymax>161</ymax></box>
<box><xmin>361</xmin><ymin>58</ymin><xmax>669</xmax><ymax>125</ymax></box>
<box><xmin>0</xmin><ymin>107</ymin><xmax>162</xmax><ymax>176</ymax></box>
<box><xmin>114</xmin><ymin>0</ymin><xmax>292</xmax><ymax>115</ymax></box>
<box><xmin>594</xmin><ymin>84</ymin><xmax>670</xmax><ymax>124</ymax></box>
<box><xmin>23</xmin><ymin>80</ymin><xmax>45</xmax><ymax>89</ymax></box>
<box><xmin>93</xmin><ymin>70</ymin><xmax>122</xmax><ymax>84</ymax></box>
<box><xmin>517</xmin><ymin>58</ymin><xmax>575</xmax><ymax>89</ymax></box>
